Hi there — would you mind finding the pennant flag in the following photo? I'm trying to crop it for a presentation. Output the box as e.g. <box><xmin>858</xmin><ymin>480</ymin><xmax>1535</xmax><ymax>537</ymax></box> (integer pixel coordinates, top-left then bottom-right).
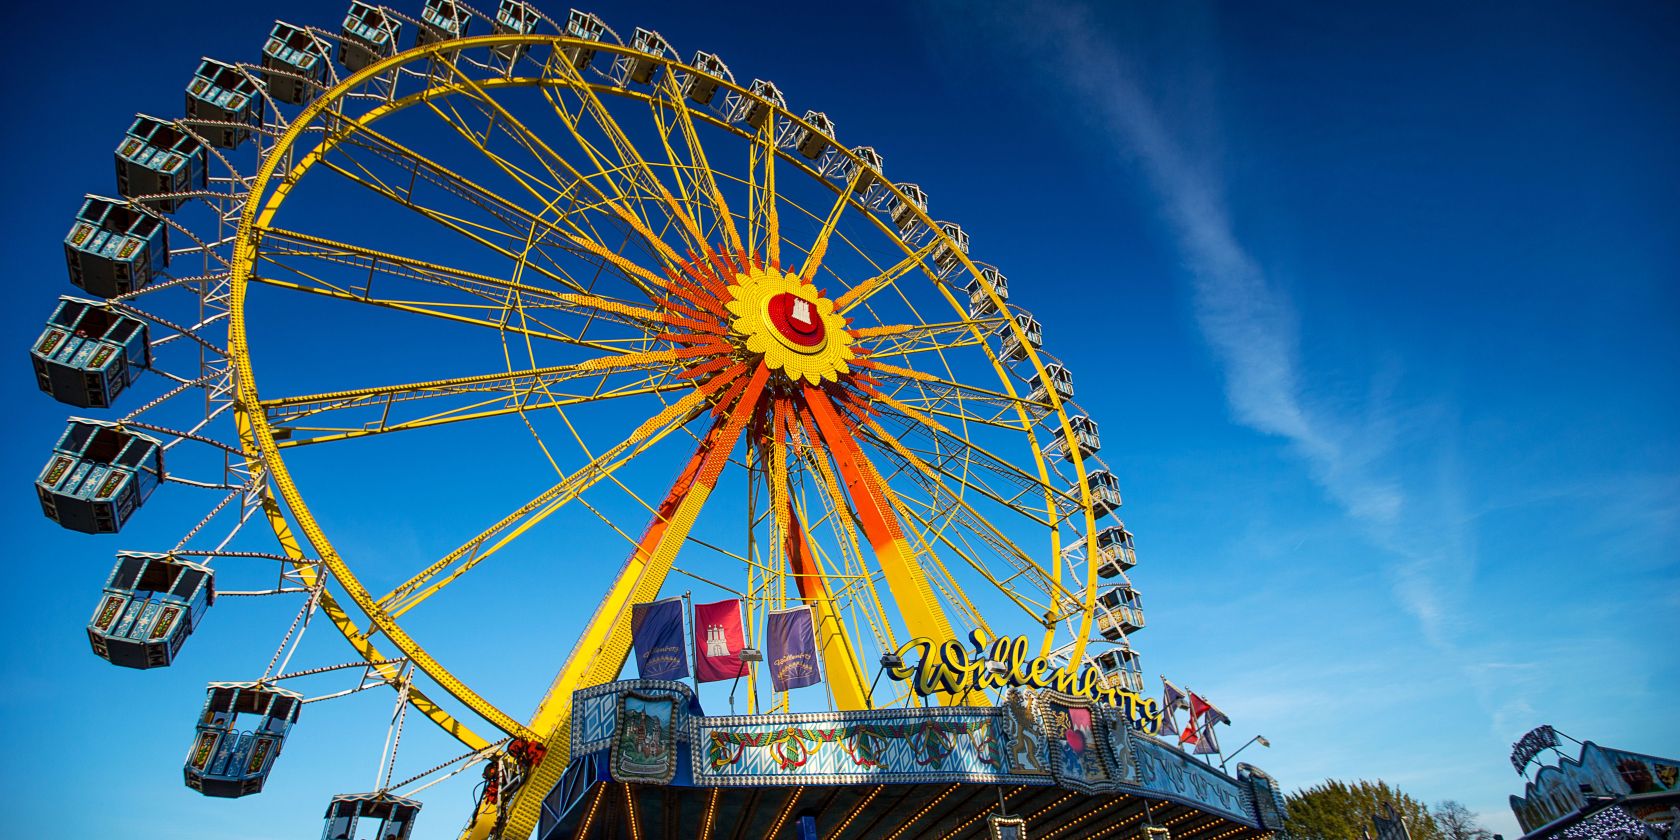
<box><xmin>766</xmin><ymin>606</ymin><xmax>822</xmax><ymax>691</ymax></box>
<box><xmin>1194</xmin><ymin>700</ymin><xmax>1230</xmax><ymax>755</ymax></box>
<box><xmin>693</xmin><ymin>599</ymin><xmax>749</xmax><ymax>683</ymax></box>
<box><xmin>1161</xmin><ymin>678</ymin><xmax>1187</xmax><ymax>737</ymax></box>
<box><xmin>1194</xmin><ymin>715</ymin><xmax>1222</xmax><ymax>754</ymax></box>
<box><xmin>1179</xmin><ymin>722</ymin><xmax>1199</xmax><ymax>747</ymax></box>
<box><xmin>1188</xmin><ymin>691</ymin><xmax>1212</xmax><ymax>725</ymax></box>
<box><xmin>1203</xmin><ymin>703</ymin><xmax>1231</xmax><ymax>728</ymax></box>
<box><xmin>631</xmin><ymin>598</ymin><xmax>689</xmax><ymax>681</ymax></box>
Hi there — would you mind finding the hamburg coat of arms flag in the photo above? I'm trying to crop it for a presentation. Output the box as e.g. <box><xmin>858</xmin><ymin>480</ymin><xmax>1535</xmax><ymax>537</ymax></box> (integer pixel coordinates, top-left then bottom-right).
<box><xmin>693</xmin><ymin>598</ymin><xmax>749</xmax><ymax>683</ymax></box>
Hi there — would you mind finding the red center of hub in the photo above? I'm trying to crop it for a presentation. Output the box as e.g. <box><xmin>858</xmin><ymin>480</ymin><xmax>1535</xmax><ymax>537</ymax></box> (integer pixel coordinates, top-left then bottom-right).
<box><xmin>766</xmin><ymin>292</ymin><xmax>826</xmax><ymax>347</ymax></box>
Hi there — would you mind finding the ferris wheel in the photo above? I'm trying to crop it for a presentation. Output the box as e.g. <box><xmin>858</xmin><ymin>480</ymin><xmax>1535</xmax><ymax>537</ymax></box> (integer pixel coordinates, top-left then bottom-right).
<box><xmin>31</xmin><ymin>3</ymin><xmax>1149</xmax><ymax>837</ymax></box>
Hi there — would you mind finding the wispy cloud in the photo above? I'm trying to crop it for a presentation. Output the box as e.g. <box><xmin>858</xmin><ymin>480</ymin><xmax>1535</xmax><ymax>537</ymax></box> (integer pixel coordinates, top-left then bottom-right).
<box><xmin>918</xmin><ymin>4</ymin><xmax>1676</xmax><ymax>834</ymax></box>
<box><xmin>1005</xmin><ymin>2</ymin><xmax>1456</xmax><ymax>630</ymax></box>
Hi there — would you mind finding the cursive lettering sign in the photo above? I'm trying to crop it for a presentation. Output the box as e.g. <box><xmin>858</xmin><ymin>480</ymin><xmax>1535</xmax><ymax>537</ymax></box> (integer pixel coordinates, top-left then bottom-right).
<box><xmin>886</xmin><ymin>630</ymin><xmax>1162</xmax><ymax>734</ymax></box>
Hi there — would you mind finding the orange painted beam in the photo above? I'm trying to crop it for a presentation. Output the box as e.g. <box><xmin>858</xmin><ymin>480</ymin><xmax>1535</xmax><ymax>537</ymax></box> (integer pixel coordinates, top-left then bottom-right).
<box><xmin>801</xmin><ymin>384</ymin><xmax>968</xmax><ymax>705</ymax></box>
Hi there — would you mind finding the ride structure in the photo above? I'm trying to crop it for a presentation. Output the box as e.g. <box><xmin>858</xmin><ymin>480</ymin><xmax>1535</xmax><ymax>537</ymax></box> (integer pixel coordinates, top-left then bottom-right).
<box><xmin>29</xmin><ymin>3</ymin><xmax>1290</xmax><ymax>838</ymax></box>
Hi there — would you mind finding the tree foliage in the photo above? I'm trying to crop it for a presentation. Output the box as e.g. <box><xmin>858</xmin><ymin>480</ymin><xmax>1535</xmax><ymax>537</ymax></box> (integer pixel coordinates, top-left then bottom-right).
<box><xmin>1285</xmin><ymin>780</ymin><xmax>1444</xmax><ymax>840</ymax></box>
<box><xmin>1432</xmin><ymin>800</ymin><xmax>1495</xmax><ymax>840</ymax></box>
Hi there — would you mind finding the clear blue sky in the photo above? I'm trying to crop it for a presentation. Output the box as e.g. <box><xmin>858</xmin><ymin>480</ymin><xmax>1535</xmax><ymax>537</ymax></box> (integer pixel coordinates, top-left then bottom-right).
<box><xmin>1</xmin><ymin>1</ymin><xmax>1675</xmax><ymax>838</ymax></box>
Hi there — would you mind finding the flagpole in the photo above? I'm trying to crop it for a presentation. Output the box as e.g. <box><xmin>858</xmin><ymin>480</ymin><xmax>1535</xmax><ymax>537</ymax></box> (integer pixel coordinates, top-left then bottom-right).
<box><xmin>683</xmin><ymin>590</ymin><xmax>700</xmax><ymax>695</ymax></box>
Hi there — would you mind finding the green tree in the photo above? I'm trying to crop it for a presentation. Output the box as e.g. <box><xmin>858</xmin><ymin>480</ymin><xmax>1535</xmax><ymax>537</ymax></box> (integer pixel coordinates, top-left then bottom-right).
<box><xmin>1285</xmin><ymin>780</ymin><xmax>1444</xmax><ymax>840</ymax></box>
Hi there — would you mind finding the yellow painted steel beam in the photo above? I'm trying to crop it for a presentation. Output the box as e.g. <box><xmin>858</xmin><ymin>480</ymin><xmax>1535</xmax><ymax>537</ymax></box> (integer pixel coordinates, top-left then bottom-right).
<box><xmin>795</xmin><ymin>412</ymin><xmax>901</xmax><ymax>656</ymax></box>
<box><xmin>858</xmin><ymin>416</ymin><xmax>1080</xmax><ymax>609</ymax></box>
<box><xmin>798</xmin><ymin>168</ymin><xmax>864</xmax><ymax>281</ymax></box>
<box><xmin>750</xmin><ymin>117</ymin><xmax>782</xmax><ymax>265</ymax></box>
<box><xmin>259</xmin><ymin>226</ymin><xmax>655</xmax><ymax>319</ymax></box>
<box><xmin>652</xmin><ymin>68</ymin><xmax>744</xmax><ymax>254</ymax></box>
<box><xmin>540</xmin><ymin>51</ymin><xmax>711</xmax><ymax>261</ymax></box>
<box><xmin>242</xmin><ymin>442</ymin><xmax>492</xmax><ymax>751</ymax></box>
<box><xmin>784</xmin><ymin>497</ymin><xmax>872</xmax><ymax>710</ymax></box>
<box><xmin>801</xmin><ymin>384</ymin><xmax>982</xmax><ymax>707</ymax></box>
<box><xmin>246</xmin><ymin>274</ymin><xmax>637</xmax><ymax>359</ymax></box>
<box><xmin>486</xmin><ymin>363</ymin><xmax>771</xmax><ymax>840</ymax></box>
<box><xmin>262</xmin><ymin>350</ymin><xmax>674</xmax><ymax>416</ymax></box>
<box><xmin>773</xmin><ymin>401</ymin><xmax>871</xmax><ymax>710</ymax></box>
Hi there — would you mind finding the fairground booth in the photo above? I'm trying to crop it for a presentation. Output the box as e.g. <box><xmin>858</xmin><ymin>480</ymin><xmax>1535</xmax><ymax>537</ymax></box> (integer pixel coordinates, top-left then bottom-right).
<box><xmin>1508</xmin><ymin>727</ymin><xmax>1679</xmax><ymax>840</ymax></box>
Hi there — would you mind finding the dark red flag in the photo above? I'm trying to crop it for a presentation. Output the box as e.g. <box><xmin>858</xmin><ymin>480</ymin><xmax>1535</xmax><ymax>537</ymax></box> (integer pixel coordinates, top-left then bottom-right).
<box><xmin>693</xmin><ymin>599</ymin><xmax>748</xmax><ymax>683</ymax></box>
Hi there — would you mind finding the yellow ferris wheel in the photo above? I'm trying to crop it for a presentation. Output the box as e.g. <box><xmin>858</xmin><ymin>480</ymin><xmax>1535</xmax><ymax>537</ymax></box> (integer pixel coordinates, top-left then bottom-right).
<box><xmin>33</xmin><ymin>3</ymin><xmax>1150</xmax><ymax>838</ymax></box>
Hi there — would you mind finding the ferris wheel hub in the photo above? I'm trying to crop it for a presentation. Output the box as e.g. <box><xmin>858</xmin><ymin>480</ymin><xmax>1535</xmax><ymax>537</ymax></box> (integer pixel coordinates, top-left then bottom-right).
<box><xmin>723</xmin><ymin>264</ymin><xmax>854</xmax><ymax>384</ymax></box>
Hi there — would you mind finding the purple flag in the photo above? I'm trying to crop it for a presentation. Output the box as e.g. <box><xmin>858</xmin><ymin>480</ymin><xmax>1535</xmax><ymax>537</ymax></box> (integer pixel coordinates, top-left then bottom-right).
<box><xmin>1194</xmin><ymin>702</ymin><xmax>1230</xmax><ymax>755</ymax></box>
<box><xmin>631</xmin><ymin>598</ymin><xmax>689</xmax><ymax>681</ymax></box>
<box><xmin>766</xmin><ymin>606</ymin><xmax>822</xmax><ymax>691</ymax></box>
<box><xmin>1161</xmin><ymin>678</ymin><xmax>1187</xmax><ymax>737</ymax></box>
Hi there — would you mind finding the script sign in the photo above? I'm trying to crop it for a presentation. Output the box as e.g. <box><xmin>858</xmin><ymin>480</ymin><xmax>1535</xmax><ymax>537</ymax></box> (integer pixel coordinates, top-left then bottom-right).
<box><xmin>1511</xmin><ymin>725</ymin><xmax>1560</xmax><ymax>775</ymax></box>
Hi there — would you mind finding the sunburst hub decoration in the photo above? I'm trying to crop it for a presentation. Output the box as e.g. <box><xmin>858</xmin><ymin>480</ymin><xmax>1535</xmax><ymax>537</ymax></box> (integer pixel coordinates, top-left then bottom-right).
<box><xmin>653</xmin><ymin>248</ymin><xmax>885</xmax><ymax>429</ymax></box>
<box><xmin>723</xmin><ymin>263</ymin><xmax>854</xmax><ymax>384</ymax></box>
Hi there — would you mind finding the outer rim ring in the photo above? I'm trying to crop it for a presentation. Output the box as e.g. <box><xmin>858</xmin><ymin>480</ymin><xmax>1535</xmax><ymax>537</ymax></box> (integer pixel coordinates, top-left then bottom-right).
<box><xmin>229</xmin><ymin>33</ymin><xmax>1105</xmax><ymax>750</ymax></box>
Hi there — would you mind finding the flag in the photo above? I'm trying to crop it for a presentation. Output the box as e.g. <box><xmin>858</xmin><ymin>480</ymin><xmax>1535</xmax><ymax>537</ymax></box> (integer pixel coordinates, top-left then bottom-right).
<box><xmin>1179</xmin><ymin>722</ymin><xmax>1199</xmax><ymax>747</ymax></box>
<box><xmin>1194</xmin><ymin>701</ymin><xmax>1230</xmax><ymax>755</ymax></box>
<box><xmin>1194</xmin><ymin>716</ymin><xmax>1222</xmax><ymax>754</ymax></box>
<box><xmin>1188</xmin><ymin>692</ymin><xmax>1211</xmax><ymax>726</ymax></box>
<box><xmin>631</xmin><ymin>598</ymin><xmax>689</xmax><ymax>681</ymax></box>
<box><xmin>766</xmin><ymin>606</ymin><xmax>822</xmax><ymax>691</ymax></box>
<box><xmin>1203</xmin><ymin>704</ymin><xmax>1231</xmax><ymax>728</ymax></box>
<box><xmin>693</xmin><ymin>599</ymin><xmax>748</xmax><ymax>683</ymax></box>
<box><xmin>1161</xmin><ymin>678</ymin><xmax>1187</xmax><ymax>737</ymax></box>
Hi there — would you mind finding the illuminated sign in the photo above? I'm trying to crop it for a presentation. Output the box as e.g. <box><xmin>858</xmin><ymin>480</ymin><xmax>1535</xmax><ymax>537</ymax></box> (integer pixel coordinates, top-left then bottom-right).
<box><xmin>886</xmin><ymin>630</ymin><xmax>1163</xmax><ymax>734</ymax></box>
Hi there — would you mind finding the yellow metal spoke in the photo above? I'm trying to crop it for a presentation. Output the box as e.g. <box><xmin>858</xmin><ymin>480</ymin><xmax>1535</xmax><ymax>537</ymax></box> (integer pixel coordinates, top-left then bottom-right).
<box><xmin>895</xmin><ymin>499</ymin><xmax>1050</xmax><ymax>623</ymax></box>
<box><xmin>798</xmin><ymin>167</ymin><xmax>864</xmax><ymax>280</ymax></box>
<box><xmin>263</xmin><ymin>351</ymin><xmax>675</xmax><ymax>426</ymax></box>
<box><xmin>315</xmin><ymin>106</ymin><xmax>599</xmax><ymax>295</ymax></box>
<box><xmin>541</xmin><ymin>52</ymin><xmax>712</xmax><ymax>258</ymax></box>
<box><xmin>377</xmin><ymin>386</ymin><xmax>714</xmax><ymax>615</ymax></box>
<box><xmin>653</xmin><ymin>68</ymin><xmax>743</xmax><ymax>253</ymax></box>
<box><xmin>746</xmin><ymin>116</ymin><xmax>782</xmax><ymax>262</ymax></box>
<box><xmin>247</xmin><ymin>274</ymin><xmax>635</xmax><ymax>357</ymax></box>
<box><xmin>316</xmin><ymin>106</ymin><xmax>676</xmax><ymax>305</ymax></box>
<box><xmin>797</xmin><ymin>423</ymin><xmax>901</xmax><ymax>657</ymax></box>
<box><xmin>260</xmin><ymin>226</ymin><xmax>655</xmax><ymax>322</ymax></box>
<box><xmin>263</xmin><ymin>354</ymin><xmax>672</xmax><ymax>414</ymax></box>
<box><xmin>251</xmin><ymin>470</ymin><xmax>493</xmax><ymax>750</ymax></box>
<box><xmin>275</xmin><ymin>376</ymin><xmax>684</xmax><ymax>450</ymax></box>
<box><xmin>430</xmin><ymin>52</ymin><xmax>683</xmax><ymax>295</ymax></box>
<box><xmin>834</xmin><ymin>241</ymin><xmax>939</xmax><ymax>314</ymax></box>
<box><xmin>872</xmin><ymin>395</ymin><xmax>1081</xmax><ymax>512</ymax></box>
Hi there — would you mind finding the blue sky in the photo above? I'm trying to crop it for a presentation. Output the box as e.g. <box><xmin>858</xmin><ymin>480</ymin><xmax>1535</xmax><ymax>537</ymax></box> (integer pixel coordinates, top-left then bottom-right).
<box><xmin>1</xmin><ymin>1</ymin><xmax>1675</xmax><ymax>838</ymax></box>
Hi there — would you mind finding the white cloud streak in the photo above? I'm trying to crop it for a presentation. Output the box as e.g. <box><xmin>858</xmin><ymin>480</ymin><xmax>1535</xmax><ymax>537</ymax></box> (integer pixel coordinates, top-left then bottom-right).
<box><xmin>916</xmin><ymin>7</ymin><xmax>1676</xmax><ymax>834</ymax></box>
<box><xmin>1018</xmin><ymin>1</ymin><xmax>1437</xmax><ymax>598</ymax></box>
